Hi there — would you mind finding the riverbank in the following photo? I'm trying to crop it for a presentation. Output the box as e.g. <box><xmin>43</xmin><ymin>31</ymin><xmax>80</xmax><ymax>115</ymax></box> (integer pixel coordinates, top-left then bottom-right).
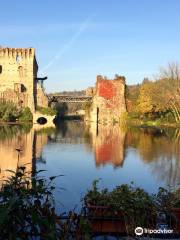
<box><xmin>1</xmin><ymin>118</ymin><xmax>179</xmax><ymax>130</ymax></box>
<box><xmin>125</xmin><ymin>117</ymin><xmax>180</xmax><ymax>129</ymax></box>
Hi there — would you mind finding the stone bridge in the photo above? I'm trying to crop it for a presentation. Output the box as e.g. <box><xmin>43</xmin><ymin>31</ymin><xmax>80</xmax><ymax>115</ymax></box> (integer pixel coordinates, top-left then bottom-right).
<box><xmin>33</xmin><ymin>112</ymin><xmax>56</xmax><ymax>126</ymax></box>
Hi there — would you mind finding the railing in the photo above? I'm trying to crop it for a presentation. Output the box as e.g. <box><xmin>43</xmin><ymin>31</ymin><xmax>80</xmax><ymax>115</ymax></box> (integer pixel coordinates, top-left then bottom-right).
<box><xmin>48</xmin><ymin>95</ymin><xmax>92</xmax><ymax>103</ymax></box>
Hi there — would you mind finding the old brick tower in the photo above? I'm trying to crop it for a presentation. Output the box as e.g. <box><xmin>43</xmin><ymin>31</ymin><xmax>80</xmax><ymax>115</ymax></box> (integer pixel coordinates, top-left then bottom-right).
<box><xmin>0</xmin><ymin>47</ymin><xmax>48</xmax><ymax>112</ymax></box>
<box><xmin>89</xmin><ymin>75</ymin><xmax>127</xmax><ymax>124</ymax></box>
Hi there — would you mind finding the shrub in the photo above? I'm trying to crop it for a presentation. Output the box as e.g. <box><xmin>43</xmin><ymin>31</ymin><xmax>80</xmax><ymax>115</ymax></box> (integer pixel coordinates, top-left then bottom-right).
<box><xmin>19</xmin><ymin>107</ymin><xmax>33</xmax><ymax>122</ymax></box>
<box><xmin>37</xmin><ymin>106</ymin><xmax>57</xmax><ymax>116</ymax></box>
<box><xmin>0</xmin><ymin>101</ymin><xmax>20</xmax><ymax>122</ymax></box>
<box><xmin>154</xmin><ymin>187</ymin><xmax>180</xmax><ymax>211</ymax></box>
<box><xmin>0</xmin><ymin>167</ymin><xmax>59</xmax><ymax>239</ymax></box>
<box><xmin>0</xmin><ymin>167</ymin><xmax>89</xmax><ymax>239</ymax></box>
<box><xmin>84</xmin><ymin>180</ymin><xmax>157</xmax><ymax>234</ymax></box>
<box><xmin>0</xmin><ymin>101</ymin><xmax>33</xmax><ymax>122</ymax></box>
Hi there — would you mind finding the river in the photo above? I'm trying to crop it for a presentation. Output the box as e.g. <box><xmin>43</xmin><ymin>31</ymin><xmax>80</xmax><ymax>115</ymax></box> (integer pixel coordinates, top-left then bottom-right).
<box><xmin>0</xmin><ymin>121</ymin><xmax>179</xmax><ymax>213</ymax></box>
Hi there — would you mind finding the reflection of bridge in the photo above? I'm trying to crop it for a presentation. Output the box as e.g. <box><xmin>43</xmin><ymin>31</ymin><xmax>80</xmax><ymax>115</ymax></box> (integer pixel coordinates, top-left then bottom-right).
<box><xmin>48</xmin><ymin>95</ymin><xmax>92</xmax><ymax>103</ymax></box>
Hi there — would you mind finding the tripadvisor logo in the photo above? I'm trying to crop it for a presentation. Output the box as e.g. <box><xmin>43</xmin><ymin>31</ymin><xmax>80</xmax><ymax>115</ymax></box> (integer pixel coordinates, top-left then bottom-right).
<box><xmin>135</xmin><ymin>226</ymin><xmax>173</xmax><ymax>236</ymax></box>
<box><xmin>135</xmin><ymin>227</ymin><xmax>143</xmax><ymax>236</ymax></box>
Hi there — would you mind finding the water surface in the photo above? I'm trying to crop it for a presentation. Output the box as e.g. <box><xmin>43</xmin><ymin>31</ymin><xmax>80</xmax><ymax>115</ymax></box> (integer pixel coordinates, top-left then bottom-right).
<box><xmin>0</xmin><ymin>121</ymin><xmax>179</xmax><ymax>213</ymax></box>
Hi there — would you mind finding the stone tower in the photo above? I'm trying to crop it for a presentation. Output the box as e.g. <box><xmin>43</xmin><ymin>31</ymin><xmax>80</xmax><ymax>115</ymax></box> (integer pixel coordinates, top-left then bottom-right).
<box><xmin>0</xmin><ymin>47</ymin><xmax>48</xmax><ymax>112</ymax></box>
<box><xmin>90</xmin><ymin>75</ymin><xmax>127</xmax><ymax>124</ymax></box>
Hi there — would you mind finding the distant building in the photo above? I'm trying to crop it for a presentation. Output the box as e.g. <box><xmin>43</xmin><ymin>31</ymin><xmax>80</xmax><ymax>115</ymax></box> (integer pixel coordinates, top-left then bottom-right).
<box><xmin>0</xmin><ymin>47</ymin><xmax>48</xmax><ymax>112</ymax></box>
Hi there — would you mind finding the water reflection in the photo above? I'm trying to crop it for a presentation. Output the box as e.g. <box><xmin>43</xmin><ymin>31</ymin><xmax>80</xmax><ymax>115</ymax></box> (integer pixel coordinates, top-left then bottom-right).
<box><xmin>125</xmin><ymin>127</ymin><xmax>180</xmax><ymax>187</ymax></box>
<box><xmin>88</xmin><ymin>124</ymin><xmax>180</xmax><ymax>186</ymax></box>
<box><xmin>88</xmin><ymin>123</ymin><xmax>126</xmax><ymax>168</ymax></box>
<box><xmin>49</xmin><ymin>121</ymin><xmax>91</xmax><ymax>145</ymax></box>
<box><xmin>0</xmin><ymin>122</ymin><xmax>179</xmax><ymax>196</ymax></box>
<box><xmin>0</xmin><ymin>124</ymin><xmax>52</xmax><ymax>183</ymax></box>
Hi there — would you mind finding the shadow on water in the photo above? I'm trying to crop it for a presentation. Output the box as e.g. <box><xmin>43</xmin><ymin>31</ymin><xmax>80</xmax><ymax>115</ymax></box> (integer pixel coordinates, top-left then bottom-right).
<box><xmin>51</xmin><ymin>119</ymin><xmax>90</xmax><ymax>144</ymax></box>
<box><xmin>54</xmin><ymin>102</ymin><xmax>84</xmax><ymax>121</ymax></box>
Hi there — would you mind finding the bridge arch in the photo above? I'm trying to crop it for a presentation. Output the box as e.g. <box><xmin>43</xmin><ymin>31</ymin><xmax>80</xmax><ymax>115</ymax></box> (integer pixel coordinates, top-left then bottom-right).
<box><xmin>36</xmin><ymin>117</ymin><xmax>47</xmax><ymax>125</ymax></box>
<box><xmin>33</xmin><ymin>112</ymin><xmax>56</xmax><ymax>126</ymax></box>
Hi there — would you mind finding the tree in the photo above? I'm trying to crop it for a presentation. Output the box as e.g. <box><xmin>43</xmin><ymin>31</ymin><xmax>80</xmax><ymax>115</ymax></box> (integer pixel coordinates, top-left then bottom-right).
<box><xmin>159</xmin><ymin>62</ymin><xmax>180</xmax><ymax>123</ymax></box>
<box><xmin>136</xmin><ymin>81</ymin><xmax>166</xmax><ymax>117</ymax></box>
<box><xmin>137</xmin><ymin>82</ymin><xmax>154</xmax><ymax>115</ymax></box>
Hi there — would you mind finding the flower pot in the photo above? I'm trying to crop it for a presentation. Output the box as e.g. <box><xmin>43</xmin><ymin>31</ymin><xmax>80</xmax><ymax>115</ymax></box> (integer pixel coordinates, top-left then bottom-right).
<box><xmin>85</xmin><ymin>203</ymin><xmax>127</xmax><ymax>234</ymax></box>
<box><xmin>86</xmin><ymin>203</ymin><xmax>123</xmax><ymax>217</ymax></box>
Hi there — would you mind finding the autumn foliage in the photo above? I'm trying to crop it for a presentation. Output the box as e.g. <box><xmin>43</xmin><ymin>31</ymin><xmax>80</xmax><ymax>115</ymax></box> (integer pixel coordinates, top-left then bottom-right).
<box><xmin>126</xmin><ymin>62</ymin><xmax>180</xmax><ymax>124</ymax></box>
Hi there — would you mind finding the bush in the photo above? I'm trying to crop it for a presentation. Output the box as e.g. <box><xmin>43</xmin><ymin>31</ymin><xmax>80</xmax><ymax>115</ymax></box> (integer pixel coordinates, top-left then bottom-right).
<box><xmin>0</xmin><ymin>167</ymin><xmax>89</xmax><ymax>239</ymax></box>
<box><xmin>0</xmin><ymin>101</ymin><xmax>33</xmax><ymax>123</ymax></box>
<box><xmin>84</xmin><ymin>180</ymin><xmax>157</xmax><ymax>233</ymax></box>
<box><xmin>161</xmin><ymin>111</ymin><xmax>176</xmax><ymax>124</ymax></box>
<box><xmin>19</xmin><ymin>107</ymin><xmax>33</xmax><ymax>122</ymax></box>
<box><xmin>154</xmin><ymin>187</ymin><xmax>180</xmax><ymax>211</ymax></box>
<box><xmin>37</xmin><ymin>106</ymin><xmax>57</xmax><ymax>116</ymax></box>
<box><xmin>0</xmin><ymin>167</ymin><xmax>58</xmax><ymax>239</ymax></box>
<box><xmin>0</xmin><ymin>101</ymin><xmax>20</xmax><ymax>122</ymax></box>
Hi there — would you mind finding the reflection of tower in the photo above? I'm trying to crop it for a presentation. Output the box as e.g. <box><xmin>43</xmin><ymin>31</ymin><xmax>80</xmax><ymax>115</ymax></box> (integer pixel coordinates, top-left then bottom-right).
<box><xmin>89</xmin><ymin>123</ymin><xmax>126</xmax><ymax>168</ymax></box>
<box><xmin>0</xmin><ymin>126</ymin><xmax>49</xmax><ymax>185</ymax></box>
<box><xmin>33</xmin><ymin>131</ymin><xmax>48</xmax><ymax>164</ymax></box>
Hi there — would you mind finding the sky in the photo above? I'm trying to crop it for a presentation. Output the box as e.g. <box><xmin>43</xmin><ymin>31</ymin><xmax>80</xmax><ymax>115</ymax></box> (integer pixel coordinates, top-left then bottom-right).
<box><xmin>1</xmin><ymin>0</ymin><xmax>180</xmax><ymax>92</ymax></box>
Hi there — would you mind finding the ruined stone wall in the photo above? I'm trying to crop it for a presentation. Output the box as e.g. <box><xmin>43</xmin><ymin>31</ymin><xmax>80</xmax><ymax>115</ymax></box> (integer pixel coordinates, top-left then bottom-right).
<box><xmin>86</xmin><ymin>87</ymin><xmax>96</xmax><ymax>97</ymax></box>
<box><xmin>90</xmin><ymin>75</ymin><xmax>127</xmax><ymax>123</ymax></box>
<box><xmin>36</xmin><ymin>83</ymin><xmax>48</xmax><ymax>107</ymax></box>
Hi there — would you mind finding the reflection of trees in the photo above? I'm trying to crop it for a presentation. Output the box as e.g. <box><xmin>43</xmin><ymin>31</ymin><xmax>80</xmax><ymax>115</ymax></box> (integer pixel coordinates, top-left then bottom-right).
<box><xmin>54</xmin><ymin>102</ymin><xmax>85</xmax><ymax>117</ymax></box>
<box><xmin>126</xmin><ymin>127</ymin><xmax>180</xmax><ymax>186</ymax></box>
<box><xmin>0</xmin><ymin>124</ymin><xmax>32</xmax><ymax>141</ymax></box>
<box><xmin>55</xmin><ymin>102</ymin><xmax>68</xmax><ymax>117</ymax></box>
<box><xmin>150</xmin><ymin>128</ymin><xmax>180</xmax><ymax>187</ymax></box>
<box><xmin>89</xmin><ymin>124</ymin><xmax>126</xmax><ymax>168</ymax></box>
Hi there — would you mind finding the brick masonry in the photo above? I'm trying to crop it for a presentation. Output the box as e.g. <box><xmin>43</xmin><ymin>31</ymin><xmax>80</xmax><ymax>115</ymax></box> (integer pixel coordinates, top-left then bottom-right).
<box><xmin>90</xmin><ymin>75</ymin><xmax>127</xmax><ymax>123</ymax></box>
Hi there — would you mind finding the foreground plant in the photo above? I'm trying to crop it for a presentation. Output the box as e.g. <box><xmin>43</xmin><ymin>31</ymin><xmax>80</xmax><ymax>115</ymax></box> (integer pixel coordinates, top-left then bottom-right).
<box><xmin>154</xmin><ymin>187</ymin><xmax>180</xmax><ymax>211</ymax></box>
<box><xmin>0</xmin><ymin>167</ymin><xmax>90</xmax><ymax>240</ymax></box>
<box><xmin>0</xmin><ymin>167</ymin><xmax>57</xmax><ymax>239</ymax></box>
<box><xmin>84</xmin><ymin>180</ymin><xmax>180</xmax><ymax>235</ymax></box>
<box><xmin>84</xmin><ymin>180</ymin><xmax>157</xmax><ymax>234</ymax></box>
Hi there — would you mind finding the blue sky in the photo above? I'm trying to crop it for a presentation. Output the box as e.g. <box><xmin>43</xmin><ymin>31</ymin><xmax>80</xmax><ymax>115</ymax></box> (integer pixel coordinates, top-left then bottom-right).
<box><xmin>1</xmin><ymin>0</ymin><xmax>180</xmax><ymax>92</ymax></box>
